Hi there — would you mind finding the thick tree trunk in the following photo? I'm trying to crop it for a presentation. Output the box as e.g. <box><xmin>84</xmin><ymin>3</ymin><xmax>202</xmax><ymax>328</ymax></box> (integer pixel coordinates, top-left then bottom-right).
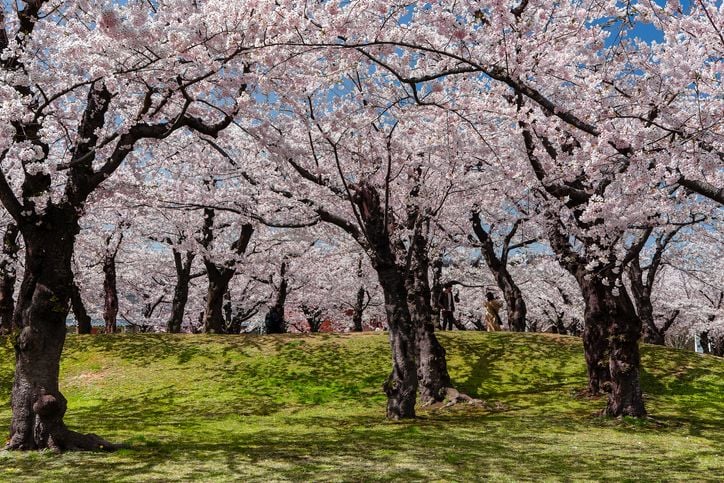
<box><xmin>578</xmin><ymin>274</ymin><xmax>645</xmax><ymax>416</ymax></box>
<box><xmin>407</xmin><ymin>228</ymin><xmax>452</xmax><ymax>405</ymax></box>
<box><xmin>200</xmin><ymin>213</ymin><xmax>253</xmax><ymax>334</ymax></box>
<box><xmin>102</xmin><ymin>254</ymin><xmax>118</xmax><ymax>334</ymax></box>
<box><xmin>352</xmin><ymin>286</ymin><xmax>365</xmax><ymax>332</ymax></box>
<box><xmin>167</xmin><ymin>250</ymin><xmax>193</xmax><ymax>333</ymax></box>
<box><xmin>0</xmin><ymin>222</ymin><xmax>19</xmax><ymax>335</ymax></box>
<box><xmin>203</xmin><ymin>264</ymin><xmax>233</xmax><ymax>334</ymax></box>
<box><xmin>577</xmin><ymin>278</ymin><xmax>613</xmax><ymax>395</ymax></box>
<box><xmin>605</xmin><ymin>289</ymin><xmax>646</xmax><ymax>417</ymax></box>
<box><xmin>378</xmin><ymin>266</ymin><xmax>418</xmax><ymax>419</ymax></box>
<box><xmin>497</xmin><ymin>270</ymin><xmax>527</xmax><ymax>332</ymax></box>
<box><xmin>627</xmin><ymin>260</ymin><xmax>666</xmax><ymax>345</ymax></box>
<box><xmin>7</xmin><ymin>211</ymin><xmax>114</xmax><ymax>451</ymax></box>
<box><xmin>352</xmin><ymin>181</ymin><xmax>418</xmax><ymax>419</ymax></box>
<box><xmin>70</xmin><ymin>281</ymin><xmax>92</xmax><ymax>335</ymax></box>
<box><xmin>265</xmin><ymin>261</ymin><xmax>288</xmax><ymax>334</ymax></box>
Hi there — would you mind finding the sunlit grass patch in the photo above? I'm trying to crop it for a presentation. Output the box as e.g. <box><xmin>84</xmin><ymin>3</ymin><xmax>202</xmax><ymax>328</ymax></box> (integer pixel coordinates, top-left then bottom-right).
<box><xmin>1</xmin><ymin>332</ymin><xmax>722</xmax><ymax>481</ymax></box>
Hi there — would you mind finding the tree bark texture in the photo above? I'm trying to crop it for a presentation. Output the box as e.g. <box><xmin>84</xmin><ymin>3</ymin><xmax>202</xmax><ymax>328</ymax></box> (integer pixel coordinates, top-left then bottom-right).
<box><xmin>8</xmin><ymin>208</ymin><xmax>114</xmax><ymax>451</ymax></box>
<box><xmin>200</xmin><ymin>210</ymin><xmax>254</xmax><ymax>334</ymax></box>
<box><xmin>573</xmin><ymin>268</ymin><xmax>645</xmax><ymax>416</ymax></box>
<box><xmin>407</xmin><ymin>222</ymin><xmax>452</xmax><ymax>405</ymax></box>
<box><xmin>0</xmin><ymin>222</ymin><xmax>20</xmax><ymax>335</ymax></box>
<box><xmin>102</xmin><ymin>251</ymin><xmax>119</xmax><ymax>334</ymax></box>
<box><xmin>547</xmin><ymin>223</ymin><xmax>645</xmax><ymax>416</ymax></box>
<box><xmin>203</xmin><ymin>263</ymin><xmax>234</xmax><ymax>334</ymax></box>
<box><xmin>167</xmin><ymin>250</ymin><xmax>194</xmax><ymax>333</ymax></box>
<box><xmin>471</xmin><ymin>213</ymin><xmax>527</xmax><ymax>332</ymax></box>
<box><xmin>265</xmin><ymin>261</ymin><xmax>288</xmax><ymax>334</ymax></box>
<box><xmin>70</xmin><ymin>280</ymin><xmax>92</xmax><ymax>335</ymax></box>
<box><xmin>378</xmin><ymin>266</ymin><xmax>418</xmax><ymax>419</ymax></box>
<box><xmin>353</xmin><ymin>182</ymin><xmax>418</xmax><ymax>419</ymax></box>
<box><xmin>352</xmin><ymin>286</ymin><xmax>365</xmax><ymax>332</ymax></box>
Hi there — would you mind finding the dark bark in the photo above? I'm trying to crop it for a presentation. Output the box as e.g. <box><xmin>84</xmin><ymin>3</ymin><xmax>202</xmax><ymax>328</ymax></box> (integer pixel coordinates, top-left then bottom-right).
<box><xmin>200</xmin><ymin>209</ymin><xmax>254</xmax><ymax>334</ymax></box>
<box><xmin>8</xmin><ymin>207</ymin><xmax>115</xmax><ymax>451</ymax></box>
<box><xmin>378</xmin><ymin>266</ymin><xmax>418</xmax><ymax>419</ymax></box>
<box><xmin>351</xmin><ymin>257</ymin><xmax>367</xmax><ymax>332</ymax></box>
<box><xmin>430</xmin><ymin>255</ymin><xmax>443</xmax><ymax>330</ymax></box>
<box><xmin>203</xmin><ymin>263</ymin><xmax>234</xmax><ymax>334</ymax></box>
<box><xmin>167</xmin><ymin>249</ymin><xmax>194</xmax><ymax>333</ymax></box>
<box><xmin>70</xmin><ymin>281</ymin><xmax>92</xmax><ymax>335</ymax></box>
<box><xmin>0</xmin><ymin>222</ymin><xmax>20</xmax><ymax>335</ymax></box>
<box><xmin>352</xmin><ymin>286</ymin><xmax>365</xmax><ymax>332</ymax></box>
<box><xmin>547</xmin><ymin>224</ymin><xmax>611</xmax><ymax>395</ymax></box>
<box><xmin>549</xmin><ymin>226</ymin><xmax>645</xmax><ymax>415</ymax></box>
<box><xmin>407</xmin><ymin>219</ymin><xmax>452</xmax><ymax>405</ymax></box>
<box><xmin>353</xmin><ymin>182</ymin><xmax>418</xmax><ymax>419</ymax></box>
<box><xmin>471</xmin><ymin>213</ymin><xmax>528</xmax><ymax>332</ymax></box>
<box><xmin>102</xmin><ymin>243</ymin><xmax>119</xmax><ymax>334</ymax></box>
<box><xmin>604</xmin><ymin>287</ymin><xmax>646</xmax><ymax>417</ymax></box>
<box><xmin>265</xmin><ymin>261</ymin><xmax>288</xmax><ymax>334</ymax></box>
<box><xmin>626</xmin><ymin>227</ymin><xmax>683</xmax><ymax>345</ymax></box>
<box><xmin>576</xmin><ymin>266</ymin><xmax>644</xmax><ymax>416</ymax></box>
<box><xmin>301</xmin><ymin>304</ymin><xmax>324</xmax><ymax>332</ymax></box>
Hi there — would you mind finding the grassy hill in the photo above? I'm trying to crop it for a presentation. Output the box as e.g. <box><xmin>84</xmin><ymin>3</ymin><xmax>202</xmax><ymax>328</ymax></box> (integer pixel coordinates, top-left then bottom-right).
<box><xmin>0</xmin><ymin>332</ymin><xmax>722</xmax><ymax>482</ymax></box>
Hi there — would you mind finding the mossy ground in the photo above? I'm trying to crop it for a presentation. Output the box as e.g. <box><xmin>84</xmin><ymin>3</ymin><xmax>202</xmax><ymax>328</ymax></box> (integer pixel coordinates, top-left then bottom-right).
<box><xmin>0</xmin><ymin>332</ymin><xmax>722</xmax><ymax>482</ymax></box>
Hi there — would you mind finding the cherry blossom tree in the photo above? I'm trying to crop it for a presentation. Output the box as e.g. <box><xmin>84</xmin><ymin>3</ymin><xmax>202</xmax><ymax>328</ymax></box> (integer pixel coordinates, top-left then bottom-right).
<box><xmin>0</xmin><ymin>0</ymin><xmax>282</xmax><ymax>450</ymax></box>
<box><xmin>286</xmin><ymin>0</ymin><xmax>722</xmax><ymax>417</ymax></box>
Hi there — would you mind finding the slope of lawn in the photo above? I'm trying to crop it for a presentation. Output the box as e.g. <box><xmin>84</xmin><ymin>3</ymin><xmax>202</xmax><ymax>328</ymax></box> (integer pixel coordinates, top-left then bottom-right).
<box><xmin>0</xmin><ymin>332</ymin><xmax>722</xmax><ymax>482</ymax></box>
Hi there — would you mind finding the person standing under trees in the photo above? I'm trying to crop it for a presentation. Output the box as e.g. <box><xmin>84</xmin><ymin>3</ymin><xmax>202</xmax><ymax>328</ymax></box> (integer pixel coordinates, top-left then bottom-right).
<box><xmin>484</xmin><ymin>292</ymin><xmax>503</xmax><ymax>332</ymax></box>
<box><xmin>438</xmin><ymin>284</ymin><xmax>458</xmax><ymax>330</ymax></box>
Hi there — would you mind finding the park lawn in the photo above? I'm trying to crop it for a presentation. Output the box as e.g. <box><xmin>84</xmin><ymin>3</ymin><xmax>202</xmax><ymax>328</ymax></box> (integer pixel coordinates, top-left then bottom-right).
<box><xmin>0</xmin><ymin>332</ymin><xmax>722</xmax><ymax>482</ymax></box>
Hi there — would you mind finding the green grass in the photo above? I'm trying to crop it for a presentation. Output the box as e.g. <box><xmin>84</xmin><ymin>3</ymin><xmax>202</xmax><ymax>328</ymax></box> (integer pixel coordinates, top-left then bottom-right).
<box><xmin>0</xmin><ymin>332</ymin><xmax>722</xmax><ymax>482</ymax></box>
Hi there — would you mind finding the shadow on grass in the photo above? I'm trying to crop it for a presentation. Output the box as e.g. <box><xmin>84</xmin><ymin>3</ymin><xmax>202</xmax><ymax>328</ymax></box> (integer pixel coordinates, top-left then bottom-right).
<box><xmin>3</xmin><ymin>411</ymin><xmax>719</xmax><ymax>482</ymax></box>
<box><xmin>1</xmin><ymin>333</ymin><xmax>723</xmax><ymax>481</ymax></box>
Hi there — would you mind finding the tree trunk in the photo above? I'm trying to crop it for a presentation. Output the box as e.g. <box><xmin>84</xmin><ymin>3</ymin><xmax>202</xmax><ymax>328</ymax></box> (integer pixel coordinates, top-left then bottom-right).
<box><xmin>167</xmin><ymin>250</ymin><xmax>193</xmax><ymax>333</ymax></box>
<box><xmin>7</xmin><ymin>210</ymin><xmax>114</xmax><ymax>451</ymax></box>
<box><xmin>578</xmin><ymin>273</ymin><xmax>645</xmax><ymax>416</ymax></box>
<box><xmin>627</xmin><ymin>259</ymin><xmax>665</xmax><ymax>345</ymax></box>
<box><xmin>471</xmin><ymin>213</ymin><xmax>527</xmax><ymax>332</ymax></box>
<box><xmin>378</xmin><ymin>266</ymin><xmax>418</xmax><ymax>419</ymax></box>
<box><xmin>203</xmin><ymin>264</ymin><xmax>233</xmax><ymax>334</ymax></box>
<box><xmin>0</xmin><ymin>222</ymin><xmax>19</xmax><ymax>335</ymax></box>
<box><xmin>102</xmin><ymin>253</ymin><xmax>118</xmax><ymax>334</ymax></box>
<box><xmin>407</xmin><ymin>226</ymin><xmax>452</xmax><ymax>405</ymax></box>
<box><xmin>605</xmin><ymin>287</ymin><xmax>645</xmax><ymax>417</ymax></box>
<box><xmin>430</xmin><ymin>256</ymin><xmax>443</xmax><ymax>330</ymax></box>
<box><xmin>352</xmin><ymin>286</ymin><xmax>365</xmax><ymax>332</ymax></box>
<box><xmin>497</xmin><ymin>270</ymin><xmax>527</xmax><ymax>332</ymax></box>
<box><xmin>577</xmin><ymin>277</ymin><xmax>613</xmax><ymax>395</ymax></box>
<box><xmin>548</xmin><ymin>226</ymin><xmax>645</xmax><ymax>415</ymax></box>
<box><xmin>352</xmin><ymin>181</ymin><xmax>418</xmax><ymax>419</ymax></box>
<box><xmin>200</xmin><ymin>213</ymin><xmax>253</xmax><ymax>334</ymax></box>
<box><xmin>70</xmin><ymin>281</ymin><xmax>92</xmax><ymax>335</ymax></box>
<box><xmin>265</xmin><ymin>262</ymin><xmax>288</xmax><ymax>334</ymax></box>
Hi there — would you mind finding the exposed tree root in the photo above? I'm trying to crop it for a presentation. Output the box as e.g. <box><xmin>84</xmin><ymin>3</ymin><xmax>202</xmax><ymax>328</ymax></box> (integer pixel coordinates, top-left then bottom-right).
<box><xmin>421</xmin><ymin>387</ymin><xmax>509</xmax><ymax>412</ymax></box>
<box><xmin>5</xmin><ymin>428</ymin><xmax>119</xmax><ymax>453</ymax></box>
<box><xmin>571</xmin><ymin>385</ymin><xmax>610</xmax><ymax>400</ymax></box>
